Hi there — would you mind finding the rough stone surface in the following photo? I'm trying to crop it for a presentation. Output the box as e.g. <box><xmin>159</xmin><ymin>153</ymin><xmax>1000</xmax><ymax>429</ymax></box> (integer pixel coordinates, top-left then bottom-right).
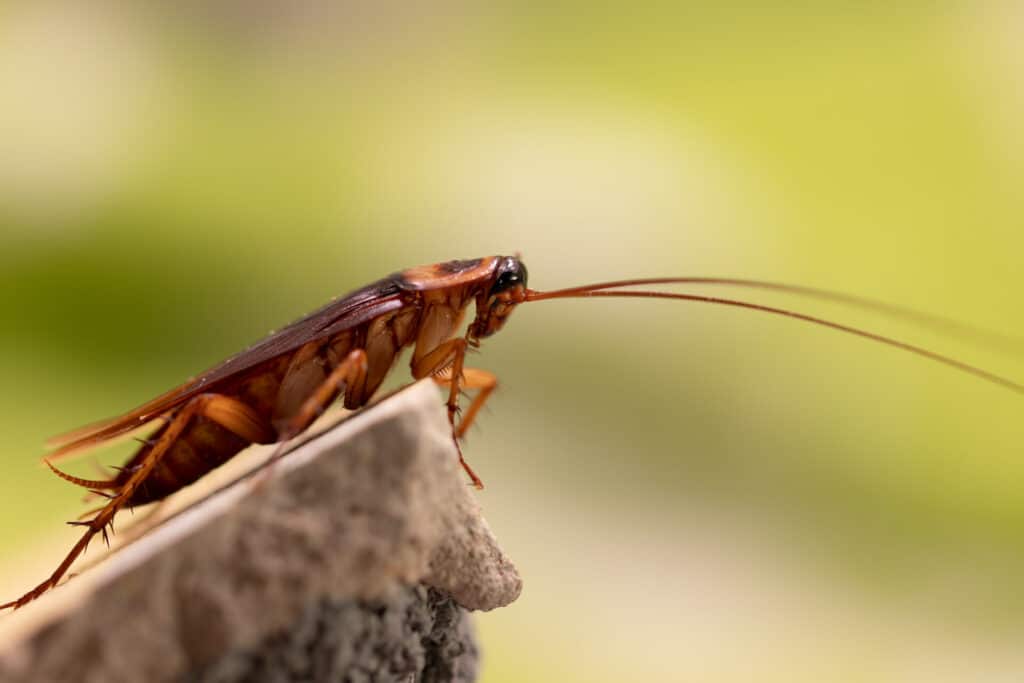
<box><xmin>0</xmin><ymin>381</ymin><xmax>521</xmax><ymax>683</ymax></box>
<box><xmin>189</xmin><ymin>587</ymin><xmax>477</xmax><ymax>683</ymax></box>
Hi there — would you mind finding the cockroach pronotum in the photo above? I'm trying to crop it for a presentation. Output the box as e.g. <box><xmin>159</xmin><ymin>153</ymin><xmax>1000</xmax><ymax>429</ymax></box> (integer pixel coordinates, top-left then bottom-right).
<box><xmin>3</xmin><ymin>254</ymin><xmax>1022</xmax><ymax>610</ymax></box>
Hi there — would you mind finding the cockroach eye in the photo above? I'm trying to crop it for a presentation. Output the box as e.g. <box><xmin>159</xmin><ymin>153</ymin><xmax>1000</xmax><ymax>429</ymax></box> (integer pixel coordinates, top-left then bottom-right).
<box><xmin>491</xmin><ymin>258</ymin><xmax>528</xmax><ymax>295</ymax></box>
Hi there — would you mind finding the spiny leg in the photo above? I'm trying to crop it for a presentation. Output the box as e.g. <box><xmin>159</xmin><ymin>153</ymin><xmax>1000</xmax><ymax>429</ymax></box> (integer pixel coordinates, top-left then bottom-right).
<box><xmin>1</xmin><ymin>393</ymin><xmax>268</xmax><ymax>610</ymax></box>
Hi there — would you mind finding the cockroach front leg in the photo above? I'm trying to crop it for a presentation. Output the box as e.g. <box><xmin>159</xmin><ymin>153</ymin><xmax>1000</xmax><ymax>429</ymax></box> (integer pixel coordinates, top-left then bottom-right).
<box><xmin>433</xmin><ymin>367</ymin><xmax>499</xmax><ymax>440</ymax></box>
<box><xmin>1</xmin><ymin>393</ymin><xmax>269</xmax><ymax>610</ymax></box>
<box><xmin>411</xmin><ymin>338</ymin><xmax>495</xmax><ymax>489</ymax></box>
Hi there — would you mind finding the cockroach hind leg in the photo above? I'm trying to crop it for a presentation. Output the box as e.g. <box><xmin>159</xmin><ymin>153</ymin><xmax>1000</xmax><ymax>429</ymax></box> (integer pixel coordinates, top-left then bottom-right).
<box><xmin>252</xmin><ymin>348</ymin><xmax>369</xmax><ymax>489</ymax></box>
<box><xmin>2</xmin><ymin>393</ymin><xmax>220</xmax><ymax>610</ymax></box>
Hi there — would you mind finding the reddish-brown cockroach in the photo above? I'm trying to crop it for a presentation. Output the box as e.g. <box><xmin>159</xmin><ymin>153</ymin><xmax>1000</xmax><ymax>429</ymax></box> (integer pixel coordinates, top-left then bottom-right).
<box><xmin>3</xmin><ymin>255</ymin><xmax>1022</xmax><ymax>609</ymax></box>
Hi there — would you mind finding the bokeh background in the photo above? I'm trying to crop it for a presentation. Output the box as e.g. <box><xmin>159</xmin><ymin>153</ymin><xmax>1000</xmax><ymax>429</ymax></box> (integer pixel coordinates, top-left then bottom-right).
<box><xmin>2</xmin><ymin>2</ymin><xmax>1024</xmax><ymax>680</ymax></box>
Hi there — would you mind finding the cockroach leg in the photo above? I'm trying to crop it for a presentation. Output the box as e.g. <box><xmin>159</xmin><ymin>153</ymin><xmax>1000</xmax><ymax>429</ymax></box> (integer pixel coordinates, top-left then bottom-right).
<box><xmin>447</xmin><ymin>432</ymin><xmax>484</xmax><ymax>490</ymax></box>
<box><xmin>412</xmin><ymin>338</ymin><xmax>488</xmax><ymax>489</ymax></box>
<box><xmin>1</xmin><ymin>393</ymin><xmax>243</xmax><ymax>610</ymax></box>
<box><xmin>288</xmin><ymin>350</ymin><xmax>369</xmax><ymax>438</ymax></box>
<box><xmin>432</xmin><ymin>366</ymin><xmax>495</xmax><ymax>490</ymax></box>
<box><xmin>411</xmin><ymin>337</ymin><xmax>468</xmax><ymax>423</ymax></box>
<box><xmin>411</xmin><ymin>337</ymin><xmax>464</xmax><ymax>376</ymax></box>
<box><xmin>433</xmin><ymin>367</ymin><xmax>498</xmax><ymax>440</ymax></box>
<box><xmin>263</xmin><ymin>349</ymin><xmax>369</xmax><ymax>469</ymax></box>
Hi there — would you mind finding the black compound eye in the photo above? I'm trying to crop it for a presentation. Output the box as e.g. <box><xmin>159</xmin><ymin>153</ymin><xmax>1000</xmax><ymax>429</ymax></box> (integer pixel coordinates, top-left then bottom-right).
<box><xmin>490</xmin><ymin>259</ymin><xmax>528</xmax><ymax>295</ymax></box>
<box><xmin>493</xmin><ymin>271</ymin><xmax>521</xmax><ymax>292</ymax></box>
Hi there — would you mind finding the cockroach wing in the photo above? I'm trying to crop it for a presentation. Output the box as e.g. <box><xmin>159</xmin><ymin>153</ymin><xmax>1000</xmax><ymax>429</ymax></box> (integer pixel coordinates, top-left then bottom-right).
<box><xmin>47</xmin><ymin>280</ymin><xmax>406</xmax><ymax>459</ymax></box>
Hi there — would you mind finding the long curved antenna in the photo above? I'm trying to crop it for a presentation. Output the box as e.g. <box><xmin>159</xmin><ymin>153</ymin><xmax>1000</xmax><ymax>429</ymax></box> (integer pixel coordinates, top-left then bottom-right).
<box><xmin>527</xmin><ymin>277</ymin><xmax>1024</xmax><ymax>355</ymax></box>
<box><xmin>524</xmin><ymin>287</ymin><xmax>1024</xmax><ymax>395</ymax></box>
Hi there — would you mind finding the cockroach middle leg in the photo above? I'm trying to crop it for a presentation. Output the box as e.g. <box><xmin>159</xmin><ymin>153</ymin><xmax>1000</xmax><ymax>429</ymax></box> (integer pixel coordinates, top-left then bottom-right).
<box><xmin>1</xmin><ymin>393</ymin><xmax>268</xmax><ymax>610</ymax></box>
<box><xmin>263</xmin><ymin>349</ymin><xmax>369</xmax><ymax>469</ymax></box>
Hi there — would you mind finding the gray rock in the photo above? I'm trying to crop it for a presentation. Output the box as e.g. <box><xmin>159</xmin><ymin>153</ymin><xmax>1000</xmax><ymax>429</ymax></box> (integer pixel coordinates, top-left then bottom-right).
<box><xmin>0</xmin><ymin>381</ymin><xmax>520</xmax><ymax>683</ymax></box>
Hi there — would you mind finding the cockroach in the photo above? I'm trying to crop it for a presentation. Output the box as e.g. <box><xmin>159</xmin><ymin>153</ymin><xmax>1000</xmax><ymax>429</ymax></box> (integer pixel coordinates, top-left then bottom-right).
<box><xmin>3</xmin><ymin>254</ymin><xmax>1022</xmax><ymax>610</ymax></box>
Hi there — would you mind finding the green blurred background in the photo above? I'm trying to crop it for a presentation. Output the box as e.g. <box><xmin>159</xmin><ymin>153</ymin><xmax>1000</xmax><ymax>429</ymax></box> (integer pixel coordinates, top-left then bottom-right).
<box><xmin>2</xmin><ymin>2</ymin><xmax>1023</xmax><ymax>680</ymax></box>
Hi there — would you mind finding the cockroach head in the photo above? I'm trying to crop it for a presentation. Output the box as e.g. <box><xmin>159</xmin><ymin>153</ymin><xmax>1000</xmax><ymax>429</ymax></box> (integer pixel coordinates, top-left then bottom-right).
<box><xmin>470</xmin><ymin>255</ymin><xmax>528</xmax><ymax>340</ymax></box>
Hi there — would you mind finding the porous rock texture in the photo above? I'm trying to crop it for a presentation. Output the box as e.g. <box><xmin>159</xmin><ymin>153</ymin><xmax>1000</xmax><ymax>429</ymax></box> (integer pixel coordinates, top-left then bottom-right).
<box><xmin>190</xmin><ymin>587</ymin><xmax>477</xmax><ymax>683</ymax></box>
<box><xmin>0</xmin><ymin>381</ymin><xmax>520</xmax><ymax>683</ymax></box>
